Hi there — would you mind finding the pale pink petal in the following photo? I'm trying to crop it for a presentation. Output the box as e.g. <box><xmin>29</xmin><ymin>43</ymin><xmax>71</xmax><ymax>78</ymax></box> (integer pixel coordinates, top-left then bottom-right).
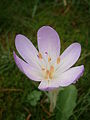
<box><xmin>37</xmin><ymin>26</ymin><xmax>60</xmax><ymax>59</ymax></box>
<box><xmin>15</xmin><ymin>34</ymin><xmax>40</xmax><ymax>68</ymax></box>
<box><xmin>57</xmin><ymin>43</ymin><xmax>81</xmax><ymax>73</ymax></box>
<box><xmin>38</xmin><ymin>80</ymin><xmax>59</xmax><ymax>91</ymax></box>
<box><xmin>13</xmin><ymin>51</ymin><xmax>42</xmax><ymax>81</ymax></box>
<box><xmin>56</xmin><ymin>65</ymin><xmax>84</xmax><ymax>86</ymax></box>
<box><xmin>38</xmin><ymin>65</ymin><xmax>84</xmax><ymax>91</ymax></box>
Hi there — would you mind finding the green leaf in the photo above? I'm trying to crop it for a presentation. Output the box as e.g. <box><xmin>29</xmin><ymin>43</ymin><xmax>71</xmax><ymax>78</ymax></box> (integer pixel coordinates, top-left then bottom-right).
<box><xmin>56</xmin><ymin>85</ymin><xmax>77</xmax><ymax>120</ymax></box>
<box><xmin>27</xmin><ymin>90</ymin><xmax>42</xmax><ymax>106</ymax></box>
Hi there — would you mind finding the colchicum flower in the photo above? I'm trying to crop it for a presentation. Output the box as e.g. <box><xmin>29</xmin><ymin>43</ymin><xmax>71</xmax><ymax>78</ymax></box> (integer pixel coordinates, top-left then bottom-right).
<box><xmin>13</xmin><ymin>26</ymin><xmax>84</xmax><ymax>91</ymax></box>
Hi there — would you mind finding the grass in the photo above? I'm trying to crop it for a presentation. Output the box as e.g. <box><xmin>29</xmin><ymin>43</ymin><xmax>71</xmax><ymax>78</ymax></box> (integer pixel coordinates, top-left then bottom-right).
<box><xmin>0</xmin><ymin>0</ymin><xmax>90</xmax><ymax>120</ymax></box>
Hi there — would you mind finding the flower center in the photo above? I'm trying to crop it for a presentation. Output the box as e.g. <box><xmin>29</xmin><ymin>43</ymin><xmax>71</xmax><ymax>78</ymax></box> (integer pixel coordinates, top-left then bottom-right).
<box><xmin>38</xmin><ymin>52</ymin><xmax>60</xmax><ymax>80</ymax></box>
<box><xmin>44</xmin><ymin>65</ymin><xmax>54</xmax><ymax>80</ymax></box>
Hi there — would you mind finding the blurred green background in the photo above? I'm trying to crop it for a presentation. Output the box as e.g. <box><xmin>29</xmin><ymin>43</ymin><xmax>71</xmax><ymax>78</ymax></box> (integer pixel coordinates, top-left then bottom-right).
<box><xmin>0</xmin><ymin>0</ymin><xmax>90</xmax><ymax>120</ymax></box>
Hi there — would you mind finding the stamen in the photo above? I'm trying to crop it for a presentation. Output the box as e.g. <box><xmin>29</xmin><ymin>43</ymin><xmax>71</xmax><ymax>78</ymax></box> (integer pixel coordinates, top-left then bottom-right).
<box><xmin>45</xmin><ymin>70</ymin><xmax>49</xmax><ymax>79</ymax></box>
<box><xmin>48</xmin><ymin>56</ymin><xmax>51</xmax><ymax>62</ymax></box>
<box><xmin>42</xmin><ymin>67</ymin><xmax>45</xmax><ymax>71</ymax></box>
<box><xmin>49</xmin><ymin>65</ymin><xmax>54</xmax><ymax>79</ymax></box>
<box><xmin>50</xmin><ymin>65</ymin><xmax>54</xmax><ymax>73</ymax></box>
<box><xmin>49</xmin><ymin>72</ymin><xmax>53</xmax><ymax>79</ymax></box>
<box><xmin>38</xmin><ymin>52</ymin><xmax>42</xmax><ymax>59</ymax></box>
<box><xmin>57</xmin><ymin>57</ymin><xmax>60</xmax><ymax>64</ymax></box>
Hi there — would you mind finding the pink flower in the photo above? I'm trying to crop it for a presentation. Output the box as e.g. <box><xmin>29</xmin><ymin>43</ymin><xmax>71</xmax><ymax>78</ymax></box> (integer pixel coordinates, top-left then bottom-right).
<box><xmin>13</xmin><ymin>26</ymin><xmax>84</xmax><ymax>91</ymax></box>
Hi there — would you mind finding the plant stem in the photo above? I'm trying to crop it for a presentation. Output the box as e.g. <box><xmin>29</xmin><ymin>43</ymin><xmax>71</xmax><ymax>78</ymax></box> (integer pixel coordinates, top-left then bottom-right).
<box><xmin>63</xmin><ymin>0</ymin><xmax>67</xmax><ymax>6</ymax></box>
<box><xmin>49</xmin><ymin>89</ymin><xmax>59</xmax><ymax>112</ymax></box>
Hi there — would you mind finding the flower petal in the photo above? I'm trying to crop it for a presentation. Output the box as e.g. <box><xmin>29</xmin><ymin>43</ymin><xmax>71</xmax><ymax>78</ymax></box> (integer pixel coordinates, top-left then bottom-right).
<box><xmin>57</xmin><ymin>43</ymin><xmax>81</xmax><ymax>73</ymax></box>
<box><xmin>38</xmin><ymin>65</ymin><xmax>84</xmax><ymax>91</ymax></box>
<box><xmin>37</xmin><ymin>26</ymin><xmax>60</xmax><ymax>59</ymax></box>
<box><xmin>13</xmin><ymin>51</ymin><xmax>42</xmax><ymax>81</ymax></box>
<box><xmin>15</xmin><ymin>34</ymin><xmax>40</xmax><ymax>68</ymax></box>
<box><xmin>38</xmin><ymin>80</ymin><xmax>59</xmax><ymax>91</ymax></box>
<box><xmin>56</xmin><ymin>65</ymin><xmax>84</xmax><ymax>87</ymax></box>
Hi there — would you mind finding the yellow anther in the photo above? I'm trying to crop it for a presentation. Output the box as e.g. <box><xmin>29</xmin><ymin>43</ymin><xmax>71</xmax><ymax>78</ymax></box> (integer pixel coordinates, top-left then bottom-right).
<box><xmin>38</xmin><ymin>52</ymin><xmax>42</xmax><ymax>59</ymax></box>
<box><xmin>45</xmin><ymin>70</ymin><xmax>50</xmax><ymax>79</ymax></box>
<box><xmin>48</xmin><ymin>56</ymin><xmax>51</xmax><ymax>62</ymax></box>
<box><xmin>57</xmin><ymin>57</ymin><xmax>60</xmax><ymax>64</ymax></box>
<box><xmin>46</xmin><ymin>70</ymin><xmax>49</xmax><ymax>74</ymax></box>
<box><xmin>49</xmin><ymin>65</ymin><xmax>54</xmax><ymax>79</ymax></box>
<box><xmin>44</xmin><ymin>66</ymin><xmax>54</xmax><ymax>80</ymax></box>
<box><xmin>42</xmin><ymin>67</ymin><xmax>45</xmax><ymax>71</ymax></box>
<box><xmin>50</xmin><ymin>65</ymin><xmax>54</xmax><ymax>73</ymax></box>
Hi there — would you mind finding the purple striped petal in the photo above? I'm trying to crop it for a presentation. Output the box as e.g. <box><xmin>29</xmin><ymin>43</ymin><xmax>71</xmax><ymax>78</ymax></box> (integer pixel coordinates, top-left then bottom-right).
<box><xmin>37</xmin><ymin>26</ymin><xmax>60</xmax><ymax>59</ymax></box>
<box><xmin>56</xmin><ymin>65</ymin><xmax>84</xmax><ymax>86</ymax></box>
<box><xmin>15</xmin><ymin>34</ymin><xmax>40</xmax><ymax>69</ymax></box>
<box><xmin>57</xmin><ymin>43</ymin><xmax>81</xmax><ymax>73</ymax></box>
<box><xmin>13</xmin><ymin>51</ymin><xmax>42</xmax><ymax>81</ymax></box>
